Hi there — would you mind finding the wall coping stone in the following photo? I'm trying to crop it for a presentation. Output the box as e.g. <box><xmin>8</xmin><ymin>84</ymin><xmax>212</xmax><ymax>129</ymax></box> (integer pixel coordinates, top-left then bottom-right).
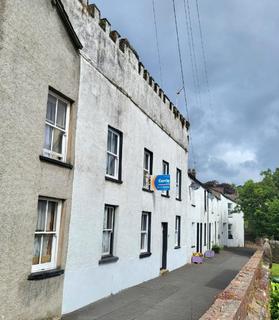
<box><xmin>200</xmin><ymin>250</ymin><xmax>264</xmax><ymax>320</ymax></box>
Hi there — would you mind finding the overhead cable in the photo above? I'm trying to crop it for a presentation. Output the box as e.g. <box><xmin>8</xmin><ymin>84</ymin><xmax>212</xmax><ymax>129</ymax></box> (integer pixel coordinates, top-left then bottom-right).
<box><xmin>172</xmin><ymin>0</ymin><xmax>197</xmax><ymax>168</ymax></box>
<box><xmin>152</xmin><ymin>0</ymin><xmax>164</xmax><ymax>86</ymax></box>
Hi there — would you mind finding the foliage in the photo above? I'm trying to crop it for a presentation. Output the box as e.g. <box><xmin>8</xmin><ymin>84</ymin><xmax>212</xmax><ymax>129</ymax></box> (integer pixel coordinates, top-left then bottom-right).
<box><xmin>272</xmin><ymin>264</ymin><xmax>279</xmax><ymax>278</ymax></box>
<box><xmin>270</xmin><ymin>282</ymin><xmax>279</xmax><ymax>319</ymax></box>
<box><xmin>237</xmin><ymin>168</ymin><xmax>279</xmax><ymax>240</ymax></box>
<box><xmin>212</xmin><ymin>244</ymin><xmax>221</xmax><ymax>254</ymax></box>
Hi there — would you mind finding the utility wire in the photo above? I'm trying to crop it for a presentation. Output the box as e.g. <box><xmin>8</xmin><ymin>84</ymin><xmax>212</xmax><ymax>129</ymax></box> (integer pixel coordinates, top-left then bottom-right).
<box><xmin>195</xmin><ymin>0</ymin><xmax>212</xmax><ymax>108</ymax></box>
<box><xmin>152</xmin><ymin>0</ymin><xmax>164</xmax><ymax>86</ymax></box>
<box><xmin>172</xmin><ymin>0</ymin><xmax>196</xmax><ymax>168</ymax></box>
<box><xmin>172</xmin><ymin>0</ymin><xmax>189</xmax><ymax>120</ymax></box>
<box><xmin>184</xmin><ymin>0</ymin><xmax>203</xmax><ymax>111</ymax></box>
<box><xmin>182</xmin><ymin>0</ymin><xmax>200</xmax><ymax>112</ymax></box>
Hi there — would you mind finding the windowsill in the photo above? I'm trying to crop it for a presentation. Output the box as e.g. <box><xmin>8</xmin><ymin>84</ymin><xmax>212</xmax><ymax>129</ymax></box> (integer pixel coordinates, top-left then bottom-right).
<box><xmin>161</xmin><ymin>194</ymin><xmax>170</xmax><ymax>198</ymax></box>
<box><xmin>99</xmin><ymin>255</ymin><xmax>119</xmax><ymax>265</ymax></box>
<box><xmin>39</xmin><ymin>155</ymin><xmax>73</xmax><ymax>169</ymax></box>
<box><xmin>174</xmin><ymin>246</ymin><xmax>181</xmax><ymax>250</ymax></box>
<box><xmin>105</xmin><ymin>176</ymin><xmax>123</xmax><ymax>184</ymax></box>
<box><xmin>139</xmin><ymin>252</ymin><xmax>152</xmax><ymax>259</ymax></box>
<box><xmin>28</xmin><ymin>268</ymin><xmax>64</xmax><ymax>281</ymax></box>
<box><xmin>176</xmin><ymin>198</ymin><xmax>182</xmax><ymax>202</ymax></box>
<box><xmin>142</xmin><ymin>188</ymin><xmax>154</xmax><ymax>193</ymax></box>
<box><xmin>191</xmin><ymin>204</ymin><xmax>196</xmax><ymax>207</ymax></box>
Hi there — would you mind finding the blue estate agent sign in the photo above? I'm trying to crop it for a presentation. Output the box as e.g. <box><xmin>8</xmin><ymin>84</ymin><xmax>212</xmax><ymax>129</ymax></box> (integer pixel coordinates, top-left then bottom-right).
<box><xmin>154</xmin><ymin>175</ymin><xmax>170</xmax><ymax>191</ymax></box>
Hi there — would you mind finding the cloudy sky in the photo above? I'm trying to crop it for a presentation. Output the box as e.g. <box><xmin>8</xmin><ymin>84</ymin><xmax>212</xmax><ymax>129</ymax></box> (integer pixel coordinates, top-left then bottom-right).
<box><xmin>90</xmin><ymin>0</ymin><xmax>279</xmax><ymax>185</ymax></box>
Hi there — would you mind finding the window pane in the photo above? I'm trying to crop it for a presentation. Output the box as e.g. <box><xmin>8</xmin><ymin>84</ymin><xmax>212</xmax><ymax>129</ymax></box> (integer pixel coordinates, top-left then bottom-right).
<box><xmin>44</xmin><ymin>125</ymin><xmax>52</xmax><ymax>151</ymax></box>
<box><xmin>143</xmin><ymin>170</ymin><xmax>149</xmax><ymax>188</ymax></box>
<box><xmin>141</xmin><ymin>233</ymin><xmax>146</xmax><ymax>250</ymax></box>
<box><xmin>107</xmin><ymin>208</ymin><xmax>114</xmax><ymax>229</ymax></box>
<box><xmin>41</xmin><ymin>235</ymin><xmax>53</xmax><ymax>264</ymax></box>
<box><xmin>107</xmin><ymin>130</ymin><xmax>112</xmax><ymax>152</ymax></box>
<box><xmin>111</xmin><ymin>133</ymin><xmax>118</xmax><ymax>155</ymax></box>
<box><xmin>107</xmin><ymin>154</ymin><xmax>116</xmax><ymax>176</ymax></box>
<box><xmin>144</xmin><ymin>153</ymin><xmax>149</xmax><ymax>170</ymax></box>
<box><xmin>102</xmin><ymin>231</ymin><xmax>110</xmax><ymax>254</ymax></box>
<box><xmin>103</xmin><ymin>209</ymin><xmax>108</xmax><ymax>229</ymax></box>
<box><xmin>46</xmin><ymin>94</ymin><xmax>56</xmax><ymax>123</ymax></box>
<box><xmin>46</xmin><ymin>201</ymin><xmax>57</xmax><ymax>231</ymax></box>
<box><xmin>56</xmin><ymin>100</ymin><xmax>67</xmax><ymax>129</ymax></box>
<box><xmin>36</xmin><ymin>200</ymin><xmax>46</xmax><ymax>231</ymax></box>
<box><xmin>141</xmin><ymin>214</ymin><xmax>147</xmax><ymax>231</ymax></box>
<box><xmin>52</xmin><ymin>128</ymin><xmax>64</xmax><ymax>154</ymax></box>
<box><xmin>32</xmin><ymin>235</ymin><xmax>42</xmax><ymax>265</ymax></box>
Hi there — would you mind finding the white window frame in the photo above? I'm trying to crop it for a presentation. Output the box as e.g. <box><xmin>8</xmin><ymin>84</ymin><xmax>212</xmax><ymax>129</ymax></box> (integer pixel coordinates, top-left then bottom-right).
<box><xmin>140</xmin><ymin>212</ymin><xmax>150</xmax><ymax>253</ymax></box>
<box><xmin>43</xmin><ymin>91</ymin><xmax>70</xmax><ymax>162</ymax></box>
<box><xmin>175</xmin><ymin>216</ymin><xmax>181</xmax><ymax>247</ymax></box>
<box><xmin>106</xmin><ymin>128</ymin><xmax>120</xmax><ymax>179</ymax></box>
<box><xmin>143</xmin><ymin>149</ymin><xmax>152</xmax><ymax>189</ymax></box>
<box><xmin>32</xmin><ymin>198</ymin><xmax>62</xmax><ymax>273</ymax></box>
<box><xmin>176</xmin><ymin>169</ymin><xmax>182</xmax><ymax>200</ymax></box>
<box><xmin>102</xmin><ymin>206</ymin><xmax>115</xmax><ymax>256</ymax></box>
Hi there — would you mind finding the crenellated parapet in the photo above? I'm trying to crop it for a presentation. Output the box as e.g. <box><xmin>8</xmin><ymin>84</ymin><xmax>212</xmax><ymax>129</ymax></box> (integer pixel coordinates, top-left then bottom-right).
<box><xmin>62</xmin><ymin>0</ymin><xmax>190</xmax><ymax>149</ymax></box>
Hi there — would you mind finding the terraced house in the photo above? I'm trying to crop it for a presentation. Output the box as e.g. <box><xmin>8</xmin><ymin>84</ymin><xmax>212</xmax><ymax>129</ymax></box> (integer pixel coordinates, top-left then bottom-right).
<box><xmin>188</xmin><ymin>170</ymin><xmax>244</xmax><ymax>256</ymax></box>
<box><xmin>60</xmin><ymin>0</ymin><xmax>190</xmax><ymax>314</ymax></box>
<box><xmin>0</xmin><ymin>1</ymin><xmax>244</xmax><ymax>319</ymax></box>
<box><xmin>0</xmin><ymin>0</ymin><xmax>190</xmax><ymax>318</ymax></box>
<box><xmin>0</xmin><ymin>0</ymin><xmax>81</xmax><ymax>319</ymax></box>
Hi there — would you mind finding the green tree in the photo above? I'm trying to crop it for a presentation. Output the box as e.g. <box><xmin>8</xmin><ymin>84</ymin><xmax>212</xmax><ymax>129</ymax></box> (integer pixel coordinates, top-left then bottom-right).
<box><xmin>238</xmin><ymin>168</ymin><xmax>279</xmax><ymax>240</ymax></box>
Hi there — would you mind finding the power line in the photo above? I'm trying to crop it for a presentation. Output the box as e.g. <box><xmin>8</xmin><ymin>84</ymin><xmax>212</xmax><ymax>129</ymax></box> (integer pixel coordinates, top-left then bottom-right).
<box><xmin>183</xmin><ymin>0</ymin><xmax>203</xmax><ymax>111</ymax></box>
<box><xmin>172</xmin><ymin>0</ymin><xmax>189</xmax><ymax>120</ymax></box>
<box><xmin>195</xmin><ymin>0</ymin><xmax>212</xmax><ymax>109</ymax></box>
<box><xmin>172</xmin><ymin>0</ymin><xmax>197</xmax><ymax>168</ymax></box>
<box><xmin>182</xmin><ymin>0</ymin><xmax>199</xmax><ymax>108</ymax></box>
<box><xmin>152</xmin><ymin>0</ymin><xmax>163</xmax><ymax>86</ymax></box>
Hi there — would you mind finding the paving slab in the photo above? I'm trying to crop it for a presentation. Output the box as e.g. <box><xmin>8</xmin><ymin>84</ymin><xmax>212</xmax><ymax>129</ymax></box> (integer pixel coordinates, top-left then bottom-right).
<box><xmin>63</xmin><ymin>248</ymin><xmax>255</xmax><ymax>320</ymax></box>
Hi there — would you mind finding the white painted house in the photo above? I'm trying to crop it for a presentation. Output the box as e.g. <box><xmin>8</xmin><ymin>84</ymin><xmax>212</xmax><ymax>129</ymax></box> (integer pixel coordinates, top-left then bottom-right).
<box><xmin>59</xmin><ymin>1</ymin><xmax>245</xmax><ymax>315</ymax></box>
<box><xmin>62</xmin><ymin>1</ymin><xmax>190</xmax><ymax>314</ymax></box>
<box><xmin>188</xmin><ymin>170</ymin><xmax>244</xmax><ymax>254</ymax></box>
<box><xmin>219</xmin><ymin>194</ymin><xmax>245</xmax><ymax>248</ymax></box>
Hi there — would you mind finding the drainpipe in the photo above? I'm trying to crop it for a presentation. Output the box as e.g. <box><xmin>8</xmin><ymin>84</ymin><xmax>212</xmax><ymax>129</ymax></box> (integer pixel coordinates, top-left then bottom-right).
<box><xmin>207</xmin><ymin>192</ymin><xmax>209</xmax><ymax>251</ymax></box>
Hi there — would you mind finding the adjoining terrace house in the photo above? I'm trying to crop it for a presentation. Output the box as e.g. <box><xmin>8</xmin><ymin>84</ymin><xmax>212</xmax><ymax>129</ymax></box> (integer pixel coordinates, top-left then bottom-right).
<box><xmin>188</xmin><ymin>170</ymin><xmax>244</xmax><ymax>256</ymax></box>
<box><xmin>0</xmin><ymin>1</ymin><xmax>81</xmax><ymax>319</ymax></box>
<box><xmin>61</xmin><ymin>0</ymin><xmax>190</xmax><ymax>314</ymax></box>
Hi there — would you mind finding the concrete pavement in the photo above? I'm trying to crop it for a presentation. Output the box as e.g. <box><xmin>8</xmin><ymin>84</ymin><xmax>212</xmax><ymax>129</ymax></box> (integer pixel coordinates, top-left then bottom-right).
<box><xmin>62</xmin><ymin>248</ymin><xmax>254</xmax><ymax>320</ymax></box>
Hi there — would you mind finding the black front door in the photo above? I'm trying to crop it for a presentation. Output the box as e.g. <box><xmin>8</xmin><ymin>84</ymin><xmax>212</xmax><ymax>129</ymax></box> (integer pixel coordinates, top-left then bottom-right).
<box><xmin>196</xmin><ymin>223</ymin><xmax>200</xmax><ymax>252</ymax></box>
<box><xmin>200</xmin><ymin>223</ymin><xmax>203</xmax><ymax>253</ymax></box>
<box><xmin>209</xmin><ymin>223</ymin><xmax>212</xmax><ymax>249</ymax></box>
<box><xmin>161</xmin><ymin>223</ymin><xmax>168</xmax><ymax>269</ymax></box>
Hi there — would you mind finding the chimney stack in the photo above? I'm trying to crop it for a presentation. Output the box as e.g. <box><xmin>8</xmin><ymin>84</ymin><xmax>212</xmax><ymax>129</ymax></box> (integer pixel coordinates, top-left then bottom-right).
<box><xmin>188</xmin><ymin>168</ymin><xmax>196</xmax><ymax>179</ymax></box>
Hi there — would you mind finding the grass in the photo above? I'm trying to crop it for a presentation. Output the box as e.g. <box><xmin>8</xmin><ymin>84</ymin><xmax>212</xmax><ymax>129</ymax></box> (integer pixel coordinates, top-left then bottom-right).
<box><xmin>271</xmin><ymin>263</ymin><xmax>279</xmax><ymax>277</ymax></box>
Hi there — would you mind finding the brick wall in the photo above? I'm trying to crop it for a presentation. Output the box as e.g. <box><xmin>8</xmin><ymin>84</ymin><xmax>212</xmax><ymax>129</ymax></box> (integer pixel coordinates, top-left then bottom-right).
<box><xmin>200</xmin><ymin>250</ymin><xmax>270</xmax><ymax>320</ymax></box>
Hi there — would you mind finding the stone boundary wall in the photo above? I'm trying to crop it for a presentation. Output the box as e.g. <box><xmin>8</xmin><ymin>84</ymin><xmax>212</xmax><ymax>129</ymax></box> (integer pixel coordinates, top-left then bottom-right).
<box><xmin>200</xmin><ymin>250</ymin><xmax>269</xmax><ymax>320</ymax></box>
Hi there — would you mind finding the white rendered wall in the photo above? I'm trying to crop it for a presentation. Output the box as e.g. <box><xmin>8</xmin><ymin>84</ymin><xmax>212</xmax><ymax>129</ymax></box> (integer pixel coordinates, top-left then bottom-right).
<box><xmin>187</xmin><ymin>179</ymin><xmax>244</xmax><ymax>252</ymax></box>
<box><xmin>62</xmin><ymin>57</ymin><xmax>189</xmax><ymax>314</ymax></box>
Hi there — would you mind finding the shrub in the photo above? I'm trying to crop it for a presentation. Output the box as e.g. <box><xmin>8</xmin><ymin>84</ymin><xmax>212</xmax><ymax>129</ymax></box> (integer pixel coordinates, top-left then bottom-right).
<box><xmin>212</xmin><ymin>244</ymin><xmax>221</xmax><ymax>254</ymax></box>
<box><xmin>270</xmin><ymin>282</ymin><xmax>279</xmax><ymax>319</ymax></box>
